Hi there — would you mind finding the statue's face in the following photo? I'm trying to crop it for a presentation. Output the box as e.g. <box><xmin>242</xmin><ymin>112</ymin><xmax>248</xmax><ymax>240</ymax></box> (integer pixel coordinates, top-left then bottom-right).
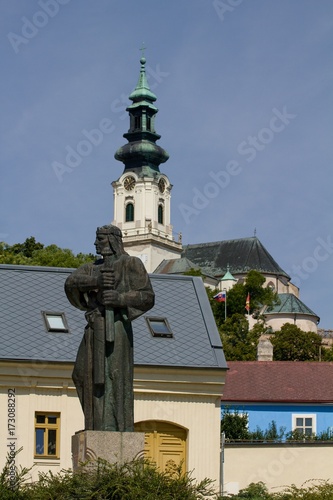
<box><xmin>94</xmin><ymin>232</ymin><xmax>110</xmax><ymax>255</ymax></box>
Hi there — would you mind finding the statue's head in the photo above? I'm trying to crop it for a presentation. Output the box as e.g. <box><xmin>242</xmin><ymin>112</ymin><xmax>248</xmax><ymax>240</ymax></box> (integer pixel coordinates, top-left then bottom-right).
<box><xmin>95</xmin><ymin>225</ymin><xmax>126</xmax><ymax>257</ymax></box>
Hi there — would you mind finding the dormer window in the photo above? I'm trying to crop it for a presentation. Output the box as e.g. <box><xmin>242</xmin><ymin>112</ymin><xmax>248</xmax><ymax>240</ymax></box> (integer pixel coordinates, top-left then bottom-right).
<box><xmin>42</xmin><ymin>312</ymin><xmax>69</xmax><ymax>333</ymax></box>
<box><xmin>146</xmin><ymin>317</ymin><xmax>173</xmax><ymax>338</ymax></box>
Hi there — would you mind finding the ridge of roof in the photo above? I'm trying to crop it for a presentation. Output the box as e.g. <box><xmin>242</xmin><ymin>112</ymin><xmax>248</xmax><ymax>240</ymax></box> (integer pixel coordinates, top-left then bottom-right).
<box><xmin>0</xmin><ymin>263</ymin><xmax>207</xmax><ymax>282</ymax></box>
<box><xmin>183</xmin><ymin>236</ymin><xmax>258</xmax><ymax>249</ymax></box>
<box><xmin>0</xmin><ymin>263</ymin><xmax>75</xmax><ymax>273</ymax></box>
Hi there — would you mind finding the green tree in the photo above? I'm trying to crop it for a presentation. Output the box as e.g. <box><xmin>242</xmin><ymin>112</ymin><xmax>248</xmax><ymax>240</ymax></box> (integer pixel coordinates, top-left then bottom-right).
<box><xmin>221</xmin><ymin>407</ymin><xmax>250</xmax><ymax>440</ymax></box>
<box><xmin>10</xmin><ymin>236</ymin><xmax>44</xmax><ymax>258</ymax></box>
<box><xmin>248</xmin><ymin>420</ymin><xmax>286</xmax><ymax>442</ymax></box>
<box><xmin>206</xmin><ymin>287</ymin><xmax>226</xmax><ymax>328</ymax></box>
<box><xmin>183</xmin><ymin>269</ymin><xmax>278</xmax><ymax>360</ymax></box>
<box><xmin>321</xmin><ymin>344</ymin><xmax>333</xmax><ymax>361</ymax></box>
<box><xmin>219</xmin><ymin>314</ymin><xmax>261</xmax><ymax>361</ymax></box>
<box><xmin>271</xmin><ymin>323</ymin><xmax>322</xmax><ymax>361</ymax></box>
<box><xmin>209</xmin><ymin>270</ymin><xmax>278</xmax><ymax>327</ymax></box>
<box><xmin>0</xmin><ymin>238</ymin><xmax>94</xmax><ymax>268</ymax></box>
<box><xmin>224</xmin><ymin>282</ymin><xmax>248</xmax><ymax>318</ymax></box>
<box><xmin>222</xmin><ymin>272</ymin><xmax>265</xmax><ymax>318</ymax></box>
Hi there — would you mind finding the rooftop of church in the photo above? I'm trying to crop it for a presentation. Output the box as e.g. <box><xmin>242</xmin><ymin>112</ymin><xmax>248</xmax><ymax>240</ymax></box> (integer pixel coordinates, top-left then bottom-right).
<box><xmin>181</xmin><ymin>236</ymin><xmax>290</xmax><ymax>279</ymax></box>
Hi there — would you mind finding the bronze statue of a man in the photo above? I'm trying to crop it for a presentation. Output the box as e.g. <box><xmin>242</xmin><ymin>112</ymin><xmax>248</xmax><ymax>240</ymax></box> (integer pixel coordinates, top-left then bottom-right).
<box><xmin>65</xmin><ymin>225</ymin><xmax>154</xmax><ymax>432</ymax></box>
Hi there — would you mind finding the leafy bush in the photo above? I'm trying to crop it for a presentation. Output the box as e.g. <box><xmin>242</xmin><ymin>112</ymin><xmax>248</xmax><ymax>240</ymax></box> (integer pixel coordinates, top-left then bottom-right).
<box><xmin>220</xmin><ymin>480</ymin><xmax>333</xmax><ymax>499</ymax></box>
<box><xmin>237</xmin><ymin>481</ymin><xmax>271</xmax><ymax>499</ymax></box>
<box><xmin>3</xmin><ymin>449</ymin><xmax>333</xmax><ymax>499</ymax></box>
<box><xmin>273</xmin><ymin>480</ymin><xmax>333</xmax><ymax>500</ymax></box>
<box><xmin>1</xmin><ymin>455</ymin><xmax>217</xmax><ymax>499</ymax></box>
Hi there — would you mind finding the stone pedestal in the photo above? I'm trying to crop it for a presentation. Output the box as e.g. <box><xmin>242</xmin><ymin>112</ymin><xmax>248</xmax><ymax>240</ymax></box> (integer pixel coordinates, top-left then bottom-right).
<box><xmin>72</xmin><ymin>431</ymin><xmax>145</xmax><ymax>471</ymax></box>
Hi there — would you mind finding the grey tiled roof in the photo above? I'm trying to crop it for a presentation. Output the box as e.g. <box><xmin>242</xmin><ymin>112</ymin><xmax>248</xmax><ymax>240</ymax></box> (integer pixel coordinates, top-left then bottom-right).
<box><xmin>0</xmin><ymin>264</ymin><xmax>226</xmax><ymax>369</ymax></box>
<box><xmin>154</xmin><ymin>257</ymin><xmax>201</xmax><ymax>274</ymax></box>
<box><xmin>182</xmin><ymin>237</ymin><xmax>290</xmax><ymax>279</ymax></box>
<box><xmin>154</xmin><ymin>257</ymin><xmax>216</xmax><ymax>279</ymax></box>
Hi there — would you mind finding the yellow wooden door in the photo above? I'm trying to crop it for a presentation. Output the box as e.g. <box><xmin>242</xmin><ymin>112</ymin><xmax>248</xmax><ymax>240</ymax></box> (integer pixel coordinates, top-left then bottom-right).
<box><xmin>135</xmin><ymin>421</ymin><xmax>187</xmax><ymax>473</ymax></box>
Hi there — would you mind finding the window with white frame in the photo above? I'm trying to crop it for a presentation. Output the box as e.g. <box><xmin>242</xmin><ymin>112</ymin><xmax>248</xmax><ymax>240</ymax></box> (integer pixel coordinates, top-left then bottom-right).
<box><xmin>42</xmin><ymin>311</ymin><xmax>69</xmax><ymax>332</ymax></box>
<box><xmin>292</xmin><ymin>414</ymin><xmax>316</xmax><ymax>437</ymax></box>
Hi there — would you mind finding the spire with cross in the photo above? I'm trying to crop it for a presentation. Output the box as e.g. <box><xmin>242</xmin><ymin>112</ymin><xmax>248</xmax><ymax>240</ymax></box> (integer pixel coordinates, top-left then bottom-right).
<box><xmin>139</xmin><ymin>42</ymin><xmax>146</xmax><ymax>59</ymax></box>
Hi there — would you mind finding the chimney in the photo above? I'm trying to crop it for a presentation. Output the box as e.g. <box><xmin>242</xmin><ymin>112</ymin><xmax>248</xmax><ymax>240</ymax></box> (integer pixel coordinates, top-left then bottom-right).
<box><xmin>257</xmin><ymin>336</ymin><xmax>273</xmax><ymax>361</ymax></box>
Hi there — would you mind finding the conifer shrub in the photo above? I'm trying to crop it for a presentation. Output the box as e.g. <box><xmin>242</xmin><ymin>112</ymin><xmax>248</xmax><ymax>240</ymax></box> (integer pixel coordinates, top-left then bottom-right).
<box><xmin>3</xmin><ymin>450</ymin><xmax>333</xmax><ymax>499</ymax></box>
<box><xmin>1</xmin><ymin>453</ymin><xmax>217</xmax><ymax>499</ymax></box>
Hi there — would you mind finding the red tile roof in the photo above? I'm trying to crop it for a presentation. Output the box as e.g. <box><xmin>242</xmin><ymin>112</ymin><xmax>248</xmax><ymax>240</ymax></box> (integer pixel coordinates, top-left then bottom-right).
<box><xmin>221</xmin><ymin>361</ymin><xmax>333</xmax><ymax>403</ymax></box>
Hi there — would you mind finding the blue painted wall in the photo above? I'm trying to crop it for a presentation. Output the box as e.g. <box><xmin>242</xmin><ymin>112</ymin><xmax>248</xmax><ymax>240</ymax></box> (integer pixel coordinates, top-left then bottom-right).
<box><xmin>221</xmin><ymin>403</ymin><xmax>333</xmax><ymax>436</ymax></box>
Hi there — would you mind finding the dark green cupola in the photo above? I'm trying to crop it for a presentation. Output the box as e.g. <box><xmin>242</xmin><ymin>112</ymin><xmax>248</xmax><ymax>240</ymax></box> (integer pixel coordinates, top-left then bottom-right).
<box><xmin>114</xmin><ymin>56</ymin><xmax>169</xmax><ymax>176</ymax></box>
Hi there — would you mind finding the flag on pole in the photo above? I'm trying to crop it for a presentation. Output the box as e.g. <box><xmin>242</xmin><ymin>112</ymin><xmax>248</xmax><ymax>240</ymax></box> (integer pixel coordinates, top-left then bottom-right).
<box><xmin>213</xmin><ymin>291</ymin><xmax>226</xmax><ymax>302</ymax></box>
<box><xmin>245</xmin><ymin>293</ymin><xmax>250</xmax><ymax>312</ymax></box>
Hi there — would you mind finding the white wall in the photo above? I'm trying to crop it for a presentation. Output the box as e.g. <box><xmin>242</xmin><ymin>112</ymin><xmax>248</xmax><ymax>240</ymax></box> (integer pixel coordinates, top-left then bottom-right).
<box><xmin>223</xmin><ymin>443</ymin><xmax>333</xmax><ymax>495</ymax></box>
<box><xmin>265</xmin><ymin>314</ymin><xmax>319</xmax><ymax>333</ymax></box>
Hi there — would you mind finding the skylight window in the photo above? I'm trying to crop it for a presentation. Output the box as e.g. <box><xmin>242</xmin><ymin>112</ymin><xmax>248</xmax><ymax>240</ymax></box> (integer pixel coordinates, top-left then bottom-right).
<box><xmin>42</xmin><ymin>312</ymin><xmax>69</xmax><ymax>333</ymax></box>
<box><xmin>146</xmin><ymin>317</ymin><xmax>173</xmax><ymax>338</ymax></box>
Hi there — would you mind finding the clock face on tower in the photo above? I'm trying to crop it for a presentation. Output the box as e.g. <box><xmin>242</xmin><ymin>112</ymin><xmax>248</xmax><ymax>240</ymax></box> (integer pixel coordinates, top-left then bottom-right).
<box><xmin>158</xmin><ymin>178</ymin><xmax>166</xmax><ymax>193</ymax></box>
<box><xmin>124</xmin><ymin>176</ymin><xmax>136</xmax><ymax>191</ymax></box>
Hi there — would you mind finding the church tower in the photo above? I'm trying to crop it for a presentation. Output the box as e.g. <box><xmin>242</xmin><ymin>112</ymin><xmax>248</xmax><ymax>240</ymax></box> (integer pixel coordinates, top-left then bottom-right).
<box><xmin>112</xmin><ymin>55</ymin><xmax>182</xmax><ymax>272</ymax></box>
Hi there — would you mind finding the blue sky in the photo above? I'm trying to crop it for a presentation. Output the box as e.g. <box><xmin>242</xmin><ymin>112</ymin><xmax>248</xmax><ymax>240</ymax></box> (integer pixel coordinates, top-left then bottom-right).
<box><xmin>1</xmin><ymin>1</ymin><xmax>332</xmax><ymax>329</ymax></box>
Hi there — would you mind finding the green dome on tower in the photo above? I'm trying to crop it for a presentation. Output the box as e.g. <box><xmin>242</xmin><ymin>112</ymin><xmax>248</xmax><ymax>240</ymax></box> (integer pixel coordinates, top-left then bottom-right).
<box><xmin>114</xmin><ymin>55</ymin><xmax>169</xmax><ymax>176</ymax></box>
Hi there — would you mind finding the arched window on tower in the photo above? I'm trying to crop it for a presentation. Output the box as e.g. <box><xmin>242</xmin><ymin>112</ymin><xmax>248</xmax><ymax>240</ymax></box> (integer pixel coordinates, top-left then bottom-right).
<box><xmin>158</xmin><ymin>204</ymin><xmax>164</xmax><ymax>225</ymax></box>
<box><xmin>125</xmin><ymin>202</ymin><xmax>134</xmax><ymax>222</ymax></box>
<box><xmin>146</xmin><ymin>115</ymin><xmax>151</xmax><ymax>131</ymax></box>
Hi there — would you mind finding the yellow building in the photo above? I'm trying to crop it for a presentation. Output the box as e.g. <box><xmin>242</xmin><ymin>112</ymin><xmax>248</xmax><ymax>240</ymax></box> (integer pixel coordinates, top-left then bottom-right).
<box><xmin>0</xmin><ymin>264</ymin><xmax>227</xmax><ymax>486</ymax></box>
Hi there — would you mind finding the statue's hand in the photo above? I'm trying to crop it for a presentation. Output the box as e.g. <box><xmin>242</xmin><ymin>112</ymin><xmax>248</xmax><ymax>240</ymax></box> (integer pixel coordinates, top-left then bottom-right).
<box><xmin>102</xmin><ymin>290</ymin><xmax>122</xmax><ymax>307</ymax></box>
<box><xmin>98</xmin><ymin>269</ymin><xmax>115</xmax><ymax>289</ymax></box>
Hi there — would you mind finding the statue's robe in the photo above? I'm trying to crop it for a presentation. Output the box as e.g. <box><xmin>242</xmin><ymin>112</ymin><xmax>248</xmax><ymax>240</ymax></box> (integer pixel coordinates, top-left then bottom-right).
<box><xmin>65</xmin><ymin>255</ymin><xmax>154</xmax><ymax>431</ymax></box>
